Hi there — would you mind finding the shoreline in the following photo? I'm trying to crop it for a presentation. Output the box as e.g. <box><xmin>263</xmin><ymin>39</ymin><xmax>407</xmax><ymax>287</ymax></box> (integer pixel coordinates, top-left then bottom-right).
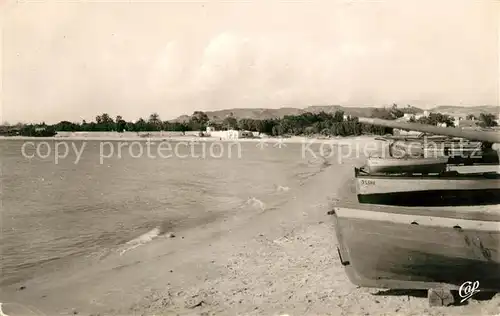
<box><xmin>0</xmin><ymin>135</ymin><xmax>378</xmax><ymax>144</ymax></box>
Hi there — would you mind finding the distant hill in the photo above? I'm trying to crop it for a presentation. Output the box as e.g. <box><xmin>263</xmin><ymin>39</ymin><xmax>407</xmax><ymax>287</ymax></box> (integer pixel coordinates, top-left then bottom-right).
<box><xmin>170</xmin><ymin>105</ymin><xmax>399</xmax><ymax>122</ymax></box>
<box><xmin>170</xmin><ymin>107</ymin><xmax>305</xmax><ymax>122</ymax></box>
<box><xmin>428</xmin><ymin>105</ymin><xmax>499</xmax><ymax>118</ymax></box>
<box><xmin>171</xmin><ymin>105</ymin><xmax>498</xmax><ymax>122</ymax></box>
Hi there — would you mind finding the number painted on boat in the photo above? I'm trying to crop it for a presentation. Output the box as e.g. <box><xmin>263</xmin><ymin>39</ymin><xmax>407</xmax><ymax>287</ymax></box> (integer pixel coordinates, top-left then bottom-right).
<box><xmin>360</xmin><ymin>180</ymin><xmax>376</xmax><ymax>185</ymax></box>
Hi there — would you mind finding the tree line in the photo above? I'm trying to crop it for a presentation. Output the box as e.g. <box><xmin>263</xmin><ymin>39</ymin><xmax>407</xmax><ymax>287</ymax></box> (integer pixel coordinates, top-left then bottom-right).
<box><xmin>2</xmin><ymin>106</ymin><xmax>497</xmax><ymax>137</ymax></box>
<box><xmin>2</xmin><ymin>110</ymin><xmax>393</xmax><ymax>137</ymax></box>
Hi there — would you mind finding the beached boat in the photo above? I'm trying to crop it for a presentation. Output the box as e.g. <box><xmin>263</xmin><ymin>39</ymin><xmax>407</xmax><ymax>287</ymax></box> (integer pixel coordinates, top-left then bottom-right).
<box><xmin>366</xmin><ymin>157</ymin><xmax>447</xmax><ymax>174</ymax></box>
<box><xmin>378</xmin><ymin>135</ymin><xmax>491</xmax><ymax>162</ymax></box>
<box><xmin>330</xmin><ymin>201</ymin><xmax>500</xmax><ymax>292</ymax></box>
<box><xmin>332</xmin><ymin>117</ymin><xmax>500</xmax><ymax>299</ymax></box>
<box><xmin>359</xmin><ymin>118</ymin><xmax>500</xmax><ymax>144</ymax></box>
<box><xmin>355</xmin><ymin>167</ymin><xmax>500</xmax><ymax>206</ymax></box>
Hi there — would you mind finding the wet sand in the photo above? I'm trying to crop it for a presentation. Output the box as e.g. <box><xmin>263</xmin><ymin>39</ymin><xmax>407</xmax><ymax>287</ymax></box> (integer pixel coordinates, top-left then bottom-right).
<box><xmin>1</xmin><ymin>147</ymin><xmax>499</xmax><ymax>316</ymax></box>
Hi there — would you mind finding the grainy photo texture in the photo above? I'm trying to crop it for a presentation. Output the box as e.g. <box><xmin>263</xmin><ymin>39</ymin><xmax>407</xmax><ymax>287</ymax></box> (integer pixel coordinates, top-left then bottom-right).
<box><xmin>1</xmin><ymin>1</ymin><xmax>499</xmax><ymax>315</ymax></box>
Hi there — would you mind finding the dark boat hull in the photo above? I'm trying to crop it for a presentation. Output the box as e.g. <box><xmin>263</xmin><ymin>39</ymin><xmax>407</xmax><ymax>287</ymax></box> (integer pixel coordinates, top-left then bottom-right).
<box><xmin>355</xmin><ymin>168</ymin><xmax>500</xmax><ymax>207</ymax></box>
<box><xmin>366</xmin><ymin>157</ymin><xmax>447</xmax><ymax>174</ymax></box>
<box><xmin>357</xmin><ymin>188</ymin><xmax>500</xmax><ymax>206</ymax></box>
<box><xmin>331</xmin><ymin>206</ymin><xmax>500</xmax><ymax>291</ymax></box>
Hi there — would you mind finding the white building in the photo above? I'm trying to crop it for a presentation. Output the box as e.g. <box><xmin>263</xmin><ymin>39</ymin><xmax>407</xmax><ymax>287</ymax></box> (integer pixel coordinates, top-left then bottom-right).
<box><xmin>206</xmin><ymin>127</ymin><xmax>253</xmax><ymax>139</ymax></box>
<box><xmin>402</xmin><ymin>113</ymin><xmax>414</xmax><ymax>121</ymax></box>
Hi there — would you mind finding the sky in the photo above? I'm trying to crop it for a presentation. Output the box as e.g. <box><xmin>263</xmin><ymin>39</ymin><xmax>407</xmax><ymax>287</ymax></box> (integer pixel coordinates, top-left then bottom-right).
<box><xmin>1</xmin><ymin>0</ymin><xmax>499</xmax><ymax>124</ymax></box>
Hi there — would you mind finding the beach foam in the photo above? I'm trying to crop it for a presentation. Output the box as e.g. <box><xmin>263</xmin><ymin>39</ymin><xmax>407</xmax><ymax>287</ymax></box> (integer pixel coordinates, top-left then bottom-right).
<box><xmin>119</xmin><ymin>227</ymin><xmax>162</xmax><ymax>255</ymax></box>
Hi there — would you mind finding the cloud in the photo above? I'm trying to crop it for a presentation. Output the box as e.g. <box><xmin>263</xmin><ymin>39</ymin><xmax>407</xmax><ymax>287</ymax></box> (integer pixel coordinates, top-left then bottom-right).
<box><xmin>2</xmin><ymin>0</ymin><xmax>497</xmax><ymax>123</ymax></box>
<box><xmin>195</xmin><ymin>32</ymin><xmax>253</xmax><ymax>90</ymax></box>
<box><xmin>148</xmin><ymin>41</ymin><xmax>186</xmax><ymax>92</ymax></box>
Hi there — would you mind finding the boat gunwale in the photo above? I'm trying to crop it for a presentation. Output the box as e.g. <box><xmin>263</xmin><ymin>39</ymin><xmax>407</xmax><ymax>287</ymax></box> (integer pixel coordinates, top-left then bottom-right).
<box><xmin>367</xmin><ymin>157</ymin><xmax>448</xmax><ymax>162</ymax></box>
<box><xmin>333</xmin><ymin>206</ymin><xmax>500</xmax><ymax>231</ymax></box>
<box><xmin>333</xmin><ymin>201</ymin><xmax>500</xmax><ymax>222</ymax></box>
<box><xmin>354</xmin><ymin>167</ymin><xmax>500</xmax><ymax>180</ymax></box>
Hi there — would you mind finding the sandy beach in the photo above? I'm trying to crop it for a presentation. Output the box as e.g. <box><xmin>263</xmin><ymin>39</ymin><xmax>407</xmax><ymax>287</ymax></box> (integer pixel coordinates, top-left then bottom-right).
<box><xmin>1</xmin><ymin>142</ymin><xmax>499</xmax><ymax>316</ymax></box>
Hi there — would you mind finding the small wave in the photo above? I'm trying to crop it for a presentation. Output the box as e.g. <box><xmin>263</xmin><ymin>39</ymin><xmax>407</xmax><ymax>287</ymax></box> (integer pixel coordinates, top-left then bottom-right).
<box><xmin>296</xmin><ymin>152</ymin><xmax>336</xmax><ymax>185</ymax></box>
<box><xmin>0</xmin><ymin>302</ymin><xmax>46</xmax><ymax>316</ymax></box>
<box><xmin>246</xmin><ymin>197</ymin><xmax>266</xmax><ymax>211</ymax></box>
<box><xmin>119</xmin><ymin>227</ymin><xmax>162</xmax><ymax>255</ymax></box>
<box><xmin>304</xmin><ymin>151</ymin><xmax>334</xmax><ymax>169</ymax></box>
<box><xmin>126</xmin><ymin>227</ymin><xmax>161</xmax><ymax>245</ymax></box>
<box><xmin>275</xmin><ymin>185</ymin><xmax>290</xmax><ymax>192</ymax></box>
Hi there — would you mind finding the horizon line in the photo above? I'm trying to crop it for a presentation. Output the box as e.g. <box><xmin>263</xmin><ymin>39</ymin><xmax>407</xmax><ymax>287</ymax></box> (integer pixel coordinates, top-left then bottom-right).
<box><xmin>3</xmin><ymin>104</ymin><xmax>499</xmax><ymax>125</ymax></box>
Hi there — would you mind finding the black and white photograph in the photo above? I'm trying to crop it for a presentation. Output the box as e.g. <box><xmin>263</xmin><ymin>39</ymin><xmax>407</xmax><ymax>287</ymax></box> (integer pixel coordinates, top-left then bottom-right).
<box><xmin>1</xmin><ymin>0</ymin><xmax>499</xmax><ymax>315</ymax></box>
